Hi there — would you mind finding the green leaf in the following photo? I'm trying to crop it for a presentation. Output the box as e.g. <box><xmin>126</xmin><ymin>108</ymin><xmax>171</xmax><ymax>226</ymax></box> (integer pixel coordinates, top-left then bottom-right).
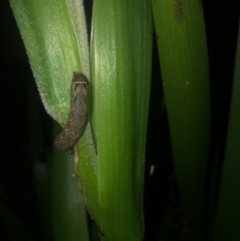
<box><xmin>10</xmin><ymin>1</ymin><xmax>91</xmax><ymax>241</ymax></box>
<box><xmin>9</xmin><ymin>0</ymin><xmax>89</xmax><ymax>123</ymax></box>
<box><xmin>214</xmin><ymin>18</ymin><xmax>240</xmax><ymax>241</ymax></box>
<box><xmin>152</xmin><ymin>0</ymin><xmax>210</xmax><ymax>239</ymax></box>
<box><xmin>81</xmin><ymin>0</ymin><xmax>153</xmax><ymax>240</ymax></box>
<box><xmin>51</xmin><ymin>124</ymin><xmax>90</xmax><ymax>241</ymax></box>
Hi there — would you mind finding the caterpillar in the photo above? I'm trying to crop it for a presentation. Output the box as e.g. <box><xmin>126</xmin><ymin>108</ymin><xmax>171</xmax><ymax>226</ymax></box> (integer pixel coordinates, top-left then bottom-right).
<box><xmin>55</xmin><ymin>72</ymin><xmax>88</xmax><ymax>154</ymax></box>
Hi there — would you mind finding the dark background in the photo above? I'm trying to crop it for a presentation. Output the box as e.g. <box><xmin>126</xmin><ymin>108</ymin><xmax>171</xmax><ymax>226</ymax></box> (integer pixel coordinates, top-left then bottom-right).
<box><xmin>0</xmin><ymin>0</ymin><xmax>239</xmax><ymax>240</ymax></box>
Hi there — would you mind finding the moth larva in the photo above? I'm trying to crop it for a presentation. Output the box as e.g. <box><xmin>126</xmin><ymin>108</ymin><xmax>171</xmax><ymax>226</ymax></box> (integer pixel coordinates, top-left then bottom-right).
<box><xmin>55</xmin><ymin>72</ymin><xmax>88</xmax><ymax>154</ymax></box>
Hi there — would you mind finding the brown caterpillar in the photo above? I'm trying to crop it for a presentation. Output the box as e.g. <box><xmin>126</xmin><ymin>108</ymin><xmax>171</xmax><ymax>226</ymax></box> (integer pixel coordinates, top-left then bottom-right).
<box><xmin>55</xmin><ymin>72</ymin><xmax>88</xmax><ymax>154</ymax></box>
